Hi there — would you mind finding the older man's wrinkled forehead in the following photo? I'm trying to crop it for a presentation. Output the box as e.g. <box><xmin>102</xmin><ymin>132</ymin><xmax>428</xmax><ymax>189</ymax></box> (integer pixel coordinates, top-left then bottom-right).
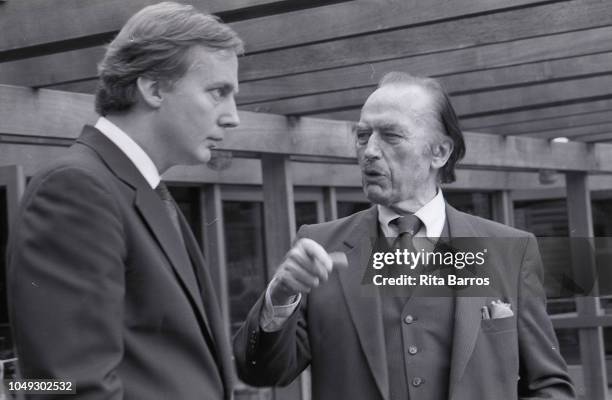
<box><xmin>359</xmin><ymin>83</ymin><xmax>438</xmax><ymax>127</ymax></box>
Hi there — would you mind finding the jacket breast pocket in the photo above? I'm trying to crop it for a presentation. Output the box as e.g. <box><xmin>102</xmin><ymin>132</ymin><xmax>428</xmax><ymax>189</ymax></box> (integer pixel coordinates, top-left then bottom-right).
<box><xmin>481</xmin><ymin>316</ymin><xmax>516</xmax><ymax>333</ymax></box>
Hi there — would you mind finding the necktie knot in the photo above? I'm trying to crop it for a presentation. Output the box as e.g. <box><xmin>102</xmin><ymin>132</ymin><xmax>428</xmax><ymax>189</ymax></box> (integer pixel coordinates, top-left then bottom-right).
<box><xmin>155</xmin><ymin>182</ymin><xmax>173</xmax><ymax>202</ymax></box>
<box><xmin>155</xmin><ymin>182</ymin><xmax>182</xmax><ymax>238</ymax></box>
<box><xmin>392</xmin><ymin>214</ymin><xmax>422</xmax><ymax>237</ymax></box>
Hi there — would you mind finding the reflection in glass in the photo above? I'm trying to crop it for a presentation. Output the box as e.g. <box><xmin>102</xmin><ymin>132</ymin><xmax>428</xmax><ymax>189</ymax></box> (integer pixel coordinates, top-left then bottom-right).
<box><xmin>224</xmin><ymin>202</ymin><xmax>268</xmax><ymax>335</ymax></box>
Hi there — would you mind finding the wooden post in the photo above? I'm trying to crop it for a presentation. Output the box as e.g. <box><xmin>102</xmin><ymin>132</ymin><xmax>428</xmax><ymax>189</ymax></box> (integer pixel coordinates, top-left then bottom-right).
<box><xmin>565</xmin><ymin>171</ymin><xmax>607</xmax><ymax>400</ymax></box>
<box><xmin>201</xmin><ymin>184</ymin><xmax>230</xmax><ymax>329</ymax></box>
<box><xmin>262</xmin><ymin>155</ymin><xmax>296</xmax><ymax>274</ymax></box>
<box><xmin>261</xmin><ymin>154</ymin><xmax>304</xmax><ymax>400</ymax></box>
<box><xmin>491</xmin><ymin>190</ymin><xmax>514</xmax><ymax>226</ymax></box>
<box><xmin>323</xmin><ymin>186</ymin><xmax>338</xmax><ymax>221</ymax></box>
<box><xmin>0</xmin><ymin>165</ymin><xmax>25</xmax><ymax>223</ymax></box>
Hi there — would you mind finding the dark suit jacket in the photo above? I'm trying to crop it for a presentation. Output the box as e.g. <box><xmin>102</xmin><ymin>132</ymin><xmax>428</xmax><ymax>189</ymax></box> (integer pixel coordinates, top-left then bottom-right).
<box><xmin>7</xmin><ymin>126</ymin><xmax>233</xmax><ymax>399</ymax></box>
<box><xmin>234</xmin><ymin>204</ymin><xmax>575</xmax><ymax>400</ymax></box>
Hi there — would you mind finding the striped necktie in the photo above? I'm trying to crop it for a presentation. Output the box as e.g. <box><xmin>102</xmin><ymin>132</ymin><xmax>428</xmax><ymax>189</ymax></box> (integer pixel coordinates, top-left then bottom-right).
<box><xmin>391</xmin><ymin>214</ymin><xmax>423</xmax><ymax>251</ymax></box>
<box><xmin>155</xmin><ymin>182</ymin><xmax>184</xmax><ymax>241</ymax></box>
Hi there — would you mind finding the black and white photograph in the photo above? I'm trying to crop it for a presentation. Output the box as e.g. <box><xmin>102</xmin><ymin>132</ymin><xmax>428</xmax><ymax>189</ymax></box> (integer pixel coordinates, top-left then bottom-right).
<box><xmin>0</xmin><ymin>0</ymin><xmax>611</xmax><ymax>399</ymax></box>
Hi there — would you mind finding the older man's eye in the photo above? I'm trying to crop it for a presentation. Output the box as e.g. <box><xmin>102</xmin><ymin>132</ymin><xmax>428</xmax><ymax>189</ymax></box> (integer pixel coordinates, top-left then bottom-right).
<box><xmin>355</xmin><ymin>130</ymin><xmax>371</xmax><ymax>144</ymax></box>
<box><xmin>382</xmin><ymin>131</ymin><xmax>403</xmax><ymax>141</ymax></box>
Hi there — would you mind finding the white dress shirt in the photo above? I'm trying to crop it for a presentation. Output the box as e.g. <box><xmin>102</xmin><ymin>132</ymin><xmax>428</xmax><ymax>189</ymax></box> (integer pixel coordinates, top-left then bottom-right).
<box><xmin>377</xmin><ymin>188</ymin><xmax>446</xmax><ymax>239</ymax></box>
<box><xmin>94</xmin><ymin>117</ymin><xmax>161</xmax><ymax>189</ymax></box>
<box><xmin>261</xmin><ymin>189</ymin><xmax>447</xmax><ymax>331</ymax></box>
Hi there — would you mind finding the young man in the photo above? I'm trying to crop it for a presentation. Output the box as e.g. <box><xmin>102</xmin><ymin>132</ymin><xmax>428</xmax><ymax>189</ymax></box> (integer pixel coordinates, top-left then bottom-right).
<box><xmin>8</xmin><ymin>3</ymin><xmax>242</xmax><ymax>398</ymax></box>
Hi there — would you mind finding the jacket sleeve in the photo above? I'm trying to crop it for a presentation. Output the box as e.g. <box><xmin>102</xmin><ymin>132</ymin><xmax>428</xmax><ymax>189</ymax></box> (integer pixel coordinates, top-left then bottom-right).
<box><xmin>517</xmin><ymin>234</ymin><xmax>576</xmax><ymax>399</ymax></box>
<box><xmin>7</xmin><ymin>167</ymin><xmax>126</xmax><ymax>399</ymax></box>
<box><xmin>233</xmin><ymin>226</ymin><xmax>312</xmax><ymax>387</ymax></box>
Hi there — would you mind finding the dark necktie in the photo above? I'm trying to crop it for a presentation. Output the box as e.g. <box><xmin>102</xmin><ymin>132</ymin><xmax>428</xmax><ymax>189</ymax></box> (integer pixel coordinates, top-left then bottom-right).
<box><xmin>392</xmin><ymin>214</ymin><xmax>423</xmax><ymax>251</ymax></box>
<box><xmin>155</xmin><ymin>182</ymin><xmax>184</xmax><ymax>243</ymax></box>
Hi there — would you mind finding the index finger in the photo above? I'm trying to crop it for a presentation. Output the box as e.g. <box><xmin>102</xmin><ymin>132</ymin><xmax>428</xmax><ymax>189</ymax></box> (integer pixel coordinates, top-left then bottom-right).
<box><xmin>297</xmin><ymin>238</ymin><xmax>333</xmax><ymax>272</ymax></box>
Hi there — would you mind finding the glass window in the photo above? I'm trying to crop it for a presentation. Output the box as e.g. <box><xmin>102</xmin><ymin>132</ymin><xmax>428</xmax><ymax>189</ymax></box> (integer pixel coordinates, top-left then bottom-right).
<box><xmin>337</xmin><ymin>201</ymin><xmax>370</xmax><ymax>218</ymax></box>
<box><xmin>168</xmin><ymin>186</ymin><xmax>202</xmax><ymax>241</ymax></box>
<box><xmin>223</xmin><ymin>202</ymin><xmax>267</xmax><ymax>335</ymax></box>
<box><xmin>0</xmin><ymin>187</ymin><xmax>8</xmax><ymax>327</ymax></box>
<box><xmin>295</xmin><ymin>201</ymin><xmax>318</xmax><ymax>227</ymax></box>
<box><xmin>445</xmin><ymin>191</ymin><xmax>492</xmax><ymax>219</ymax></box>
<box><xmin>554</xmin><ymin>328</ymin><xmax>581</xmax><ymax>365</ymax></box>
<box><xmin>0</xmin><ymin>187</ymin><xmax>11</xmax><ymax>358</ymax></box>
<box><xmin>593</xmin><ymin>198</ymin><xmax>612</xmax><ymax>237</ymax></box>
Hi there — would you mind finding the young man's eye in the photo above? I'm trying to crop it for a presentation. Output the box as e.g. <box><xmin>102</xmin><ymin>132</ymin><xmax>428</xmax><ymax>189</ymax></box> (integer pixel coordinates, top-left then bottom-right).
<box><xmin>209</xmin><ymin>88</ymin><xmax>223</xmax><ymax>100</ymax></box>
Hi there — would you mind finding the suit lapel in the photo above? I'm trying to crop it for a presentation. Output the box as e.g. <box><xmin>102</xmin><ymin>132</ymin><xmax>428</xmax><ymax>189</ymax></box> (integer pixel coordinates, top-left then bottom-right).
<box><xmin>337</xmin><ymin>206</ymin><xmax>390</xmax><ymax>400</ymax></box>
<box><xmin>177</xmin><ymin>211</ymin><xmax>234</xmax><ymax>394</ymax></box>
<box><xmin>445</xmin><ymin>204</ymin><xmax>487</xmax><ymax>399</ymax></box>
<box><xmin>134</xmin><ymin>189</ymin><xmax>208</xmax><ymax>323</ymax></box>
<box><xmin>76</xmin><ymin>126</ymin><xmax>210</xmax><ymax>339</ymax></box>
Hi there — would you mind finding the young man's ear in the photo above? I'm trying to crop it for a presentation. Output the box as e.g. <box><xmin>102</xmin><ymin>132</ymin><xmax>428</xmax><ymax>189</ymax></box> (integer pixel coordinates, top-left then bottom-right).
<box><xmin>136</xmin><ymin>76</ymin><xmax>163</xmax><ymax>108</ymax></box>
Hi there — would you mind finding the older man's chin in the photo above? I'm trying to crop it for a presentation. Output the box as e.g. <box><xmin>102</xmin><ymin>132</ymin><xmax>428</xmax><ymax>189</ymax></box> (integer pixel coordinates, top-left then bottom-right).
<box><xmin>362</xmin><ymin>183</ymin><xmax>391</xmax><ymax>206</ymax></box>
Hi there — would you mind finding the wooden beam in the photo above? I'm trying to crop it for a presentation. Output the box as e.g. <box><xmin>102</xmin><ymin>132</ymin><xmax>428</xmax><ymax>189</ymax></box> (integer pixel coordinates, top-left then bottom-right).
<box><xmin>232</xmin><ymin>0</ymin><xmax>554</xmax><ymax>53</ymax></box>
<box><xmin>237</xmin><ymin>31</ymin><xmax>612</xmax><ymax>106</ymax></box>
<box><xmin>3</xmin><ymin>137</ymin><xmax>612</xmax><ymax>192</ymax></box>
<box><xmin>317</xmin><ymin>98</ymin><xmax>612</xmax><ymax>128</ymax></box>
<box><xmin>478</xmin><ymin>110</ymin><xmax>612</xmax><ymax>136</ymax></box>
<box><xmin>0</xmin><ymin>0</ymin><xmax>612</xmax><ymax>88</ymax></box>
<box><xmin>575</xmin><ymin>132</ymin><xmax>612</xmax><ymax>143</ymax></box>
<box><xmin>0</xmin><ymin>85</ymin><xmax>97</xmax><ymax>137</ymax></box>
<box><xmin>239</xmin><ymin>0</ymin><xmax>610</xmax><ymax>81</ymax></box>
<box><xmin>3</xmin><ymin>85</ymin><xmax>612</xmax><ymax>173</ymax></box>
<box><xmin>0</xmin><ymin>0</ymin><xmax>558</xmax><ymax>59</ymax></box>
<box><xmin>565</xmin><ymin>172</ymin><xmax>608</xmax><ymax>399</ymax></box>
<box><xmin>527</xmin><ymin>122</ymin><xmax>612</xmax><ymax>140</ymax></box>
<box><xmin>237</xmin><ymin>74</ymin><xmax>612</xmax><ymax>118</ymax></box>
<box><xmin>0</xmin><ymin>0</ymin><xmax>300</xmax><ymax>55</ymax></box>
<box><xmin>551</xmin><ymin>313</ymin><xmax>612</xmax><ymax>329</ymax></box>
<box><xmin>461</xmin><ymin>98</ymin><xmax>612</xmax><ymax>131</ymax></box>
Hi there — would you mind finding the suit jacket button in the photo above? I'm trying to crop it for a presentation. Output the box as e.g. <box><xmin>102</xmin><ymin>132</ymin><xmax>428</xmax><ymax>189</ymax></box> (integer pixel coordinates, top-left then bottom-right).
<box><xmin>404</xmin><ymin>315</ymin><xmax>415</xmax><ymax>324</ymax></box>
<box><xmin>251</xmin><ymin>360</ymin><xmax>257</xmax><ymax>366</ymax></box>
<box><xmin>408</xmin><ymin>345</ymin><xmax>418</xmax><ymax>355</ymax></box>
<box><xmin>412</xmin><ymin>377</ymin><xmax>423</xmax><ymax>387</ymax></box>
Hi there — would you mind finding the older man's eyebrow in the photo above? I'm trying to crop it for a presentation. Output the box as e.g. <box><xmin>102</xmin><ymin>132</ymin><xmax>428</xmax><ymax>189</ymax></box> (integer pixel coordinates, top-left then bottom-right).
<box><xmin>352</xmin><ymin>123</ymin><xmax>370</xmax><ymax>132</ymax></box>
<box><xmin>371</xmin><ymin>122</ymin><xmax>406</xmax><ymax>132</ymax></box>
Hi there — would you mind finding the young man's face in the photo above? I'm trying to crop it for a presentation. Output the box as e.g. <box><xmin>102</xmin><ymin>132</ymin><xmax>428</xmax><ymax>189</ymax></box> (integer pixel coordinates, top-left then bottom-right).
<box><xmin>355</xmin><ymin>84</ymin><xmax>443</xmax><ymax>208</ymax></box>
<box><xmin>156</xmin><ymin>45</ymin><xmax>240</xmax><ymax>167</ymax></box>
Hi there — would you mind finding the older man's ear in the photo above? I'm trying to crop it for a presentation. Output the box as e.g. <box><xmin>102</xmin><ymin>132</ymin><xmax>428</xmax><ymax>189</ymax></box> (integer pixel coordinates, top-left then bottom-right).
<box><xmin>430</xmin><ymin>138</ymin><xmax>453</xmax><ymax>170</ymax></box>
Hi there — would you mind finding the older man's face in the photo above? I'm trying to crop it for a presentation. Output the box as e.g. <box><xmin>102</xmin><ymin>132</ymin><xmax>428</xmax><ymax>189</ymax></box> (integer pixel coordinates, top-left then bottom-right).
<box><xmin>355</xmin><ymin>84</ymin><xmax>441</xmax><ymax>207</ymax></box>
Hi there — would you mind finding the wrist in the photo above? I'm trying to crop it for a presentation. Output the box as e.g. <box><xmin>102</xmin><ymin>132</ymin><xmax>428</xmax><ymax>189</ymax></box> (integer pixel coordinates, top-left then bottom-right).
<box><xmin>269</xmin><ymin>279</ymin><xmax>298</xmax><ymax>306</ymax></box>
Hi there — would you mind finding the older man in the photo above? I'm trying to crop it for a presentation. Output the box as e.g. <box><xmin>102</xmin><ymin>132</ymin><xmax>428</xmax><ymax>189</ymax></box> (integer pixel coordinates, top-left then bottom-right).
<box><xmin>234</xmin><ymin>72</ymin><xmax>575</xmax><ymax>399</ymax></box>
<box><xmin>8</xmin><ymin>3</ymin><xmax>241</xmax><ymax>398</ymax></box>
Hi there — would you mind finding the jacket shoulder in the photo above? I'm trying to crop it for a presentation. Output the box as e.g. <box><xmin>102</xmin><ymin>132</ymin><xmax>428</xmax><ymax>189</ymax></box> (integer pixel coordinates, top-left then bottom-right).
<box><xmin>24</xmin><ymin>143</ymin><xmax>115</xmax><ymax>201</ymax></box>
<box><xmin>459</xmin><ymin>210</ymin><xmax>533</xmax><ymax>238</ymax></box>
<box><xmin>297</xmin><ymin>207</ymin><xmax>374</xmax><ymax>241</ymax></box>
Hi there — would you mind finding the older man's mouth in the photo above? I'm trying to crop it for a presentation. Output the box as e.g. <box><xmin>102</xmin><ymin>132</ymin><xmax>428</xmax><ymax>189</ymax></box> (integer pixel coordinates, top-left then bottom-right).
<box><xmin>363</xmin><ymin>168</ymin><xmax>385</xmax><ymax>177</ymax></box>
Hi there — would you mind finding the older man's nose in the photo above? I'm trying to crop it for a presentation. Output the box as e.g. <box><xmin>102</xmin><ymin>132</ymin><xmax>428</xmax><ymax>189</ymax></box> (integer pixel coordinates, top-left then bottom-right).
<box><xmin>363</xmin><ymin>134</ymin><xmax>382</xmax><ymax>159</ymax></box>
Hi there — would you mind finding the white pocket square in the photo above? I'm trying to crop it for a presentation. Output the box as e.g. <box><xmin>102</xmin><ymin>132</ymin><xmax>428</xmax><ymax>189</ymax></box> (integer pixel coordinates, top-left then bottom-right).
<box><xmin>482</xmin><ymin>300</ymin><xmax>513</xmax><ymax>320</ymax></box>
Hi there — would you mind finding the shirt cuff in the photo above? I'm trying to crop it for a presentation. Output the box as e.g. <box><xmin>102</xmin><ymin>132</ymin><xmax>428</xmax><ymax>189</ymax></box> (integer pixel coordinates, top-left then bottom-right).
<box><xmin>259</xmin><ymin>281</ymin><xmax>302</xmax><ymax>332</ymax></box>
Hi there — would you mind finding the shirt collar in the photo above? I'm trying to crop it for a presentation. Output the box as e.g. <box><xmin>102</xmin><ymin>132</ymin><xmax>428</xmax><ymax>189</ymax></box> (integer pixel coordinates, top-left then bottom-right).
<box><xmin>377</xmin><ymin>188</ymin><xmax>446</xmax><ymax>238</ymax></box>
<box><xmin>94</xmin><ymin>117</ymin><xmax>161</xmax><ymax>189</ymax></box>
